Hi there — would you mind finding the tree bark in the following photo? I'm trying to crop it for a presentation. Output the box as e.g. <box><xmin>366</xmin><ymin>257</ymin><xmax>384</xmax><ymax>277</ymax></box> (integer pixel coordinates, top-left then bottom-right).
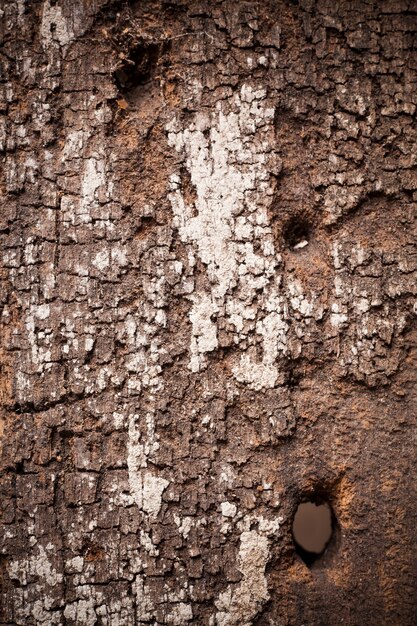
<box><xmin>1</xmin><ymin>1</ymin><xmax>417</xmax><ymax>624</ymax></box>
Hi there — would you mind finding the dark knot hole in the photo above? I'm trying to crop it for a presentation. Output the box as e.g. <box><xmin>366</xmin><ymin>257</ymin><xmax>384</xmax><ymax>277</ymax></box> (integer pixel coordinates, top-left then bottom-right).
<box><xmin>283</xmin><ymin>216</ymin><xmax>312</xmax><ymax>250</ymax></box>
<box><xmin>292</xmin><ymin>499</ymin><xmax>335</xmax><ymax>567</ymax></box>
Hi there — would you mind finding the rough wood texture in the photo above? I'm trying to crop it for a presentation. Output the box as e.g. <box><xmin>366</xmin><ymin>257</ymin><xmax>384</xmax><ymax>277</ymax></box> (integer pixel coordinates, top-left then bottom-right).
<box><xmin>1</xmin><ymin>1</ymin><xmax>416</xmax><ymax>624</ymax></box>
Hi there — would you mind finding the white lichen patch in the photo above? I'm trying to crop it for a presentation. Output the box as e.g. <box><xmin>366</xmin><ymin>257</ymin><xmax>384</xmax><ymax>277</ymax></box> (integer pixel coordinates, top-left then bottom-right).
<box><xmin>166</xmin><ymin>602</ymin><xmax>193</xmax><ymax>625</ymax></box>
<box><xmin>92</xmin><ymin>249</ymin><xmax>110</xmax><ymax>271</ymax></box>
<box><xmin>174</xmin><ymin>515</ymin><xmax>194</xmax><ymax>539</ymax></box>
<box><xmin>167</xmin><ymin>84</ymin><xmax>287</xmax><ymax>388</ymax></box>
<box><xmin>40</xmin><ymin>0</ymin><xmax>73</xmax><ymax>49</ymax></box>
<box><xmin>133</xmin><ymin>575</ymin><xmax>155</xmax><ymax>622</ymax></box>
<box><xmin>79</xmin><ymin>156</ymin><xmax>106</xmax><ymax>221</ymax></box>
<box><xmin>127</xmin><ymin>413</ymin><xmax>169</xmax><ymax>518</ymax></box>
<box><xmin>221</xmin><ymin>501</ymin><xmax>237</xmax><ymax>518</ymax></box>
<box><xmin>63</xmin><ymin>588</ymin><xmax>105</xmax><ymax>626</ymax></box>
<box><xmin>214</xmin><ymin>530</ymin><xmax>270</xmax><ymax>626</ymax></box>
<box><xmin>142</xmin><ymin>474</ymin><xmax>170</xmax><ymax>518</ymax></box>
<box><xmin>8</xmin><ymin>544</ymin><xmax>63</xmax><ymax>588</ymax></box>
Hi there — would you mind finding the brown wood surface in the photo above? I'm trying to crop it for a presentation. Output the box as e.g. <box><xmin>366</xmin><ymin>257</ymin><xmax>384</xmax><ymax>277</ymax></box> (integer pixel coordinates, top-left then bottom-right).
<box><xmin>1</xmin><ymin>1</ymin><xmax>416</xmax><ymax>624</ymax></box>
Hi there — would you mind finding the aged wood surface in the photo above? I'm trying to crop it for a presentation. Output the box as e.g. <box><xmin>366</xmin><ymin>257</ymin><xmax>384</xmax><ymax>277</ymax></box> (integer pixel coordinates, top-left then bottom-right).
<box><xmin>1</xmin><ymin>1</ymin><xmax>416</xmax><ymax>624</ymax></box>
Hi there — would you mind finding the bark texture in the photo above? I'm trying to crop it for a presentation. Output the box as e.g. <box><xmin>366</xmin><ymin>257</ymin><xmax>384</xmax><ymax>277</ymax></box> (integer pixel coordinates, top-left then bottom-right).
<box><xmin>1</xmin><ymin>1</ymin><xmax>417</xmax><ymax>624</ymax></box>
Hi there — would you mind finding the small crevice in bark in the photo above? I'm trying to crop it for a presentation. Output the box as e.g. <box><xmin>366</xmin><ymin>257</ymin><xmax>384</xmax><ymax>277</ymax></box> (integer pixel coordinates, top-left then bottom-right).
<box><xmin>114</xmin><ymin>41</ymin><xmax>162</xmax><ymax>93</ymax></box>
<box><xmin>282</xmin><ymin>215</ymin><xmax>312</xmax><ymax>251</ymax></box>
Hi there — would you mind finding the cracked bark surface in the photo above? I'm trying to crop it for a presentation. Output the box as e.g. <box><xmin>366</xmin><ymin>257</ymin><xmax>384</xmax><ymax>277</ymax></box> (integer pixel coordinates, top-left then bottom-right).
<box><xmin>1</xmin><ymin>1</ymin><xmax>417</xmax><ymax>624</ymax></box>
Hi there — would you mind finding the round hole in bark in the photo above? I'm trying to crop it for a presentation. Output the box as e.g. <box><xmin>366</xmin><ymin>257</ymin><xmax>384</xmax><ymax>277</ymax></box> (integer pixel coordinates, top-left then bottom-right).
<box><xmin>292</xmin><ymin>500</ymin><xmax>334</xmax><ymax>566</ymax></box>
<box><xmin>283</xmin><ymin>217</ymin><xmax>311</xmax><ymax>250</ymax></box>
